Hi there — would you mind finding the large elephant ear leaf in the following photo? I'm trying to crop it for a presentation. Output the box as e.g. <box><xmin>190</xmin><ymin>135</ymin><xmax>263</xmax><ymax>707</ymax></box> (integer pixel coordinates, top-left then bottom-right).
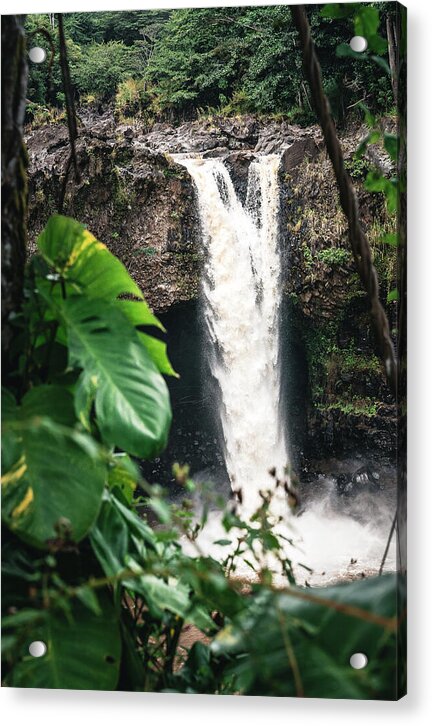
<box><xmin>1</xmin><ymin>386</ymin><xmax>106</xmax><ymax>549</ymax></box>
<box><xmin>6</xmin><ymin>596</ymin><xmax>121</xmax><ymax>690</ymax></box>
<box><xmin>61</xmin><ymin>295</ymin><xmax>172</xmax><ymax>458</ymax></box>
<box><xmin>37</xmin><ymin>214</ymin><xmax>143</xmax><ymax>301</ymax></box>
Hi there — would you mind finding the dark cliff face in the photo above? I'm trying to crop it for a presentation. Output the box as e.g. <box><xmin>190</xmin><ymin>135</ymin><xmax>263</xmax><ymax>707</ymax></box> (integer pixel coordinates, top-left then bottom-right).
<box><xmin>26</xmin><ymin>117</ymin><xmax>201</xmax><ymax>313</ymax></box>
<box><xmin>25</xmin><ymin>112</ymin><xmax>397</xmax><ymax>463</ymax></box>
<box><xmin>279</xmin><ymin>125</ymin><xmax>397</xmax><ymax>462</ymax></box>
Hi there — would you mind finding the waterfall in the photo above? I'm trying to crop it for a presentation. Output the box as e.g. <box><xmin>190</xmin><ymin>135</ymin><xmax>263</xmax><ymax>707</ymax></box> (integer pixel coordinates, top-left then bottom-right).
<box><xmin>177</xmin><ymin>155</ymin><xmax>288</xmax><ymax>516</ymax></box>
<box><xmin>175</xmin><ymin>153</ymin><xmax>396</xmax><ymax>585</ymax></box>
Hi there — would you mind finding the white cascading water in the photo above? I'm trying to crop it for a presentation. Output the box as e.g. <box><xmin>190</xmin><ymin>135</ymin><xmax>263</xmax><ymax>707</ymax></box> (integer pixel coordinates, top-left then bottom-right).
<box><xmin>178</xmin><ymin>155</ymin><xmax>288</xmax><ymax>516</ymax></box>
<box><xmin>175</xmin><ymin>153</ymin><xmax>396</xmax><ymax>584</ymax></box>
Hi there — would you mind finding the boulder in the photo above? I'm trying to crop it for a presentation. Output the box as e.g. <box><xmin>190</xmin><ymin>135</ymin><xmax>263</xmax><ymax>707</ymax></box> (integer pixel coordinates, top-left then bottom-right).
<box><xmin>281</xmin><ymin>138</ymin><xmax>321</xmax><ymax>173</ymax></box>
<box><xmin>223</xmin><ymin>150</ymin><xmax>256</xmax><ymax>202</ymax></box>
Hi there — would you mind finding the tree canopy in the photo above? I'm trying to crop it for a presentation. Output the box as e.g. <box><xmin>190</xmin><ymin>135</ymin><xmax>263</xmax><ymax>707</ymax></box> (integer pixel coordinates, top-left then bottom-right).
<box><xmin>25</xmin><ymin>5</ymin><xmax>394</xmax><ymax>124</ymax></box>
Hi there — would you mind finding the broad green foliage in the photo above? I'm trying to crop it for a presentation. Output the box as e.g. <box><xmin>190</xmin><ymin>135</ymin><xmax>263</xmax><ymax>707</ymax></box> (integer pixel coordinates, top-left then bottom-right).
<box><xmin>5</xmin><ymin>597</ymin><xmax>121</xmax><ymax>690</ymax></box>
<box><xmin>325</xmin><ymin>3</ymin><xmax>388</xmax><ymax>60</ymax></box>
<box><xmin>146</xmin><ymin>4</ymin><xmax>391</xmax><ymax>120</ymax></box>
<box><xmin>61</xmin><ymin>296</ymin><xmax>171</xmax><ymax>457</ymax></box>
<box><xmin>25</xmin><ymin>12</ymin><xmax>163</xmax><ymax>106</ymax></box>
<box><xmin>211</xmin><ymin>575</ymin><xmax>402</xmax><ymax>699</ymax></box>
<box><xmin>70</xmin><ymin>41</ymin><xmax>142</xmax><ymax>99</ymax></box>
<box><xmin>1</xmin><ymin>214</ymin><xmax>172</xmax><ymax>549</ymax></box>
<box><xmin>1</xmin><ymin>214</ymin><xmax>175</xmax><ymax>688</ymax></box>
<box><xmin>2</xmin><ymin>595</ymin><xmax>121</xmax><ymax>690</ymax></box>
<box><xmin>1</xmin><ymin>386</ymin><xmax>105</xmax><ymax>548</ymax></box>
<box><xmin>25</xmin><ymin>5</ymin><xmax>393</xmax><ymax>123</ymax></box>
<box><xmin>38</xmin><ymin>215</ymin><xmax>143</xmax><ymax>300</ymax></box>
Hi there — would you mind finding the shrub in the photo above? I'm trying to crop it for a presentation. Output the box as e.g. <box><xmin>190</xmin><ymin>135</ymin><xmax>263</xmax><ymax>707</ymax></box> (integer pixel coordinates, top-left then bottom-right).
<box><xmin>317</xmin><ymin>247</ymin><xmax>351</xmax><ymax>266</ymax></box>
<box><xmin>115</xmin><ymin>78</ymin><xmax>146</xmax><ymax>117</ymax></box>
<box><xmin>70</xmin><ymin>41</ymin><xmax>141</xmax><ymax>100</ymax></box>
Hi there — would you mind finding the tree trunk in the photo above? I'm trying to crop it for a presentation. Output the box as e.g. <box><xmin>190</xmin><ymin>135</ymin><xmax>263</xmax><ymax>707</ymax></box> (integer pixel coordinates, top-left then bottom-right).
<box><xmin>1</xmin><ymin>15</ymin><xmax>28</xmax><ymax>378</ymax></box>
<box><xmin>386</xmin><ymin>14</ymin><xmax>399</xmax><ymax>106</ymax></box>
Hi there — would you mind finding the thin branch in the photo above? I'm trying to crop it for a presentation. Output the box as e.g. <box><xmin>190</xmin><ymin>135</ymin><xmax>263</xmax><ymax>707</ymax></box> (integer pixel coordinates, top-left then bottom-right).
<box><xmin>57</xmin><ymin>14</ymin><xmax>80</xmax><ymax>188</ymax></box>
<box><xmin>275</xmin><ymin>586</ymin><xmax>398</xmax><ymax>630</ymax></box>
<box><xmin>379</xmin><ymin>509</ymin><xmax>397</xmax><ymax>576</ymax></box>
<box><xmin>276</xmin><ymin>605</ymin><xmax>304</xmax><ymax>697</ymax></box>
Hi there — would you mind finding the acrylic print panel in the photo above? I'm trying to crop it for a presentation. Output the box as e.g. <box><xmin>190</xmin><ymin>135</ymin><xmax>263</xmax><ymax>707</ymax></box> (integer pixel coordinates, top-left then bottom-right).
<box><xmin>1</xmin><ymin>2</ymin><xmax>406</xmax><ymax>699</ymax></box>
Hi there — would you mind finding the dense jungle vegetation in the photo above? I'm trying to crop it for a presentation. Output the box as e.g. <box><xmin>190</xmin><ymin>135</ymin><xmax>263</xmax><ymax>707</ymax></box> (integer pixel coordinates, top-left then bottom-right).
<box><xmin>26</xmin><ymin>3</ymin><xmax>397</xmax><ymax>125</ymax></box>
<box><xmin>2</xmin><ymin>5</ymin><xmax>406</xmax><ymax>697</ymax></box>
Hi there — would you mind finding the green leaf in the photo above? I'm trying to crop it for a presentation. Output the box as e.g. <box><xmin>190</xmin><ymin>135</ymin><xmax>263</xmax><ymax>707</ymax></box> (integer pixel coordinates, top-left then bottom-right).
<box><xmin>115</xmin><ymin>300</ymin><xmax>178</xmax><ymax>377</ymax></box>
<box><xmin>148</xmin><ymin>496</ymin><xmax>172</xmax><ymax>524</ymax></box>
<box><xmin>354</xmin><ymin>7</ymin><xmax>387</xmax><ymax>55</ymax></box>
<box><xmin>1</xmin><ymin>390</ymin><xmax>22</xmax><ymax>472</ymax></box>
<box><xmin>119</xmin><ymin>619</ymin><xmax>147</xmax><ymax>691</ymax></box>
<box><xmin>387</xmin><ymin>288</ymin><xmax>399</xmax><ymax>303</ymax></box>
<box><xmin>116</xmin><ymin>299</ymin><xmax>165</xmax><ymax>332</ymax></box>
<box><xmin>354</xmin><ymin>6</ymin><xmax>379</xmax><ymax>38</ymax></box>
<box><xmin>19</xmin><ymin>384</ymin><xmax>77</xmax><ymax>426</ymax></box>
<box><xmin>336</xmin><ymin>43</ymin><xmax>364</xmax><ymax>60</ymax></box>
<box><xmin>111</xmin><ymin>495</ymin><xmax>157</xmax><ymax>548</ymax></box>
<box><xmin>262</xmin><ymin>531</ymin><xmax>280</xmax><ymax>551</ymax></box>
<box><xmin>7</xmin><ymin>598</ymin><xmax>121</xmax><ymax>690</ymax></box>
<box><xmin>384</xmin><ymin>133</ymin><xmax>399</xmax><ymax>163</ymax></box>
<box><xmin>358</xmin><ymin>102</ymin><xmax>376</xmax><ymax>128</ymax></box>
<box><xmin>321</xmin><ymin>4</ymin><xmax>358</xmax><ymax>19</ymax></box>
<box><xmin>115</xmin><ymin>301</ymin><xmax>177</xmax><ymax>377</ymax></box>
<box><xmin>1</xmin><ymin>387</ymin><xmax>18</xmax><ymax>419</ymax></box>
<box><xmin>75</xmin><ymin>586</ymin><xmax>102</xmax><ymax>615</ymax></box>
<box><xmin>2</xmin><ymin>388</ymin><xmax>105</xmax><ymax>549</ymax></box>
<box><xmin>59</xmin><ymin>295</ymin><xmax>172</xmax><ymax>458</ymax></box>
<box><xmin>123</xmin><ymin>559</ymin><xmax>190</xmax><ymax>618</ymax></box>
<box><xmin>336</xmin><ymin>46</ymin><xmax>389</xmax><ymax>70</ymax></box>
<box><xmin>107</xmin><ymin>453</ymin><xmax>138</xmax><ymax>504</ymax></box>
<box><xmin>2</xmin><ymin>609</ymin><xmax>47</xmax><ymax>630</ymax></box>
<box><xmin>171</xmin><ymin>641</ymin><xmax>220</xmax><ymax>693</ymax></box>
<box><xmin>364</xmin><ymin>171</ymin><xmax>398</xmax><ymax>213</ymax></box>
<box><xmin>38</xmin><ymin>215</ymin><xmax>143</xmax><ymax>301</ymax></box>
<box><xmin>370</xmin><ymin>55</ymin><xmax>391</xmax><ymax>74</ymax></box>
<box><xmin>137</xmin><ymin>332</ymin><xmax>179</xmax><ymax>378</ymax></box>
<box><xmin>382</xmin><ymin>233</ymin><xmax>398</xmax><ymax>247</ymax></box>
<box><xmin>90</xmin><ymin>494</ymin><xmax>130</xmax><ymax>578</ymax></box>
<box><xmin>355</xmin><ymin>130</ymin><xmax>381</xmax><ymax>159</ymax></box>
<box><xmin>370</xmin><ymin>36</ymin><xmax>388</xmax><ymax>55</ymax></box>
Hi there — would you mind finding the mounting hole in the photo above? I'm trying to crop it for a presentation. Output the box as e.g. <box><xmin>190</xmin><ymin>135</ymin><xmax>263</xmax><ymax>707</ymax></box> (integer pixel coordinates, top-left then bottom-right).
<box><xmin>350</xmin><ymin>652</ymin><xmax>368</xmax><ymax>669</ymax></box>
<box><xmin>29</xmin><ymin>640</ymin><xmax>47</xmax><ymax>658</ymax></box>
<box><xmin>28</xmin><ymin>47</ymin><xmax>46</xmax><ymax>64</ymax></box>
<box><xmin>349</xmin><ymin>36</ymin><xmax>368</xmax><ymax>53</ymax></box>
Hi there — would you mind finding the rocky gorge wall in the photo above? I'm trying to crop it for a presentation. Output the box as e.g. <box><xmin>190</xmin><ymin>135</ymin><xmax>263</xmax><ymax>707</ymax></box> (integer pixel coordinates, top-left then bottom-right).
<box><xmin>25</xmin><ymin>112</ymin><xmax>398</xmax><ymax>466</ymax></box>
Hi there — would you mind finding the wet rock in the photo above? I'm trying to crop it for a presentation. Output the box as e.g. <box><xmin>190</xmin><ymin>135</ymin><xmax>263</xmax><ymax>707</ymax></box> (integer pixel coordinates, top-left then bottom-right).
<box><xmin>337</xmin><ymin>465</ymin><xmax>383</xmax><ymax>496</ymax></box>
<box><xmin>307</xmin><ymin>404</ymin><xmax>397</xmax><ymax>458</ymax></box>
<box><xmin>202</xmin><ymin>147</ymin><xmax>229</xmax><ymax>158</ymax></box>
<box><xmin>224</xmin><ymin>150</ymin><xmax>256</xmax><ymax>203</ymax></box>
<box><xmin>254</xmin><ymin>121</ymin><xmax>321</xmax><ymax>154</ymax></box>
